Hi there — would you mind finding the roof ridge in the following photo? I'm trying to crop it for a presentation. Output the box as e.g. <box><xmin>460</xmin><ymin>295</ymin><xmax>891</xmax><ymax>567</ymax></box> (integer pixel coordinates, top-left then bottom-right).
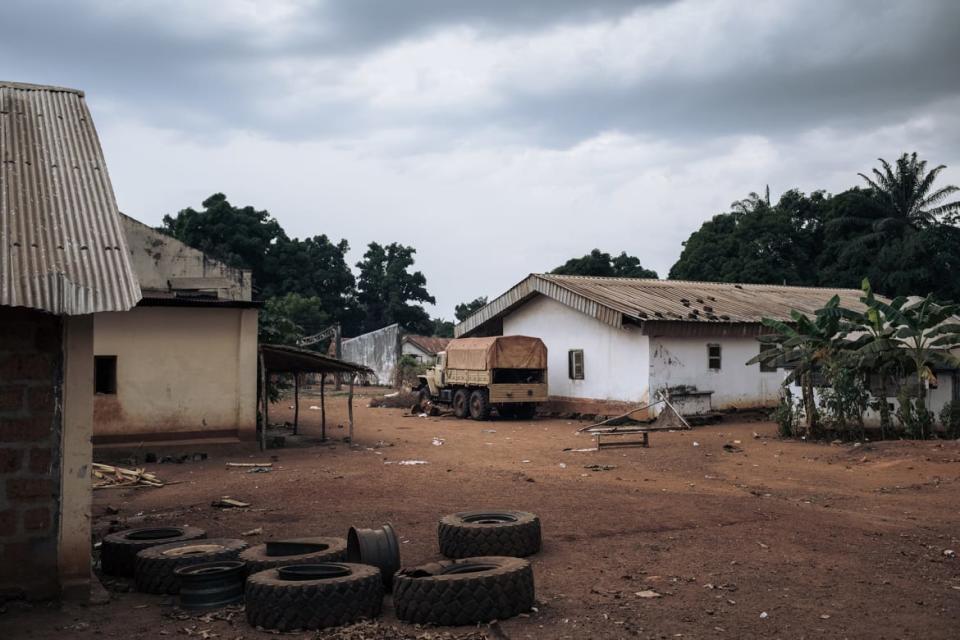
<box><xmin>536</xmin><ymin>273</ymin><xmax>861</xmax><ymax>293</ymax></box>
<box><xmin>0</xmin><ymin>80</ymin><xmax>84</xmax><ymax>96</ymax></box>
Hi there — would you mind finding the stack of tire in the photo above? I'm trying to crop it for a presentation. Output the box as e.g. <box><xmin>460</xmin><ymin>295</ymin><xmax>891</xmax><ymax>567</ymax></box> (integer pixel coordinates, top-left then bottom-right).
<box><xmin>393</xmin><ymin>510</ymin><xmax>540</xmax><ymax>626</ymax></box>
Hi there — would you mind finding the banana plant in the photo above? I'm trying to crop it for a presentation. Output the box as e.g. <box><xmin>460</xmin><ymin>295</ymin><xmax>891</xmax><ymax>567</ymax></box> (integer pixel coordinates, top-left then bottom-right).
<box><xmin>749</xmin><ymin>295</ymin><xmax>850</xmax><ymax>436</ymax></box>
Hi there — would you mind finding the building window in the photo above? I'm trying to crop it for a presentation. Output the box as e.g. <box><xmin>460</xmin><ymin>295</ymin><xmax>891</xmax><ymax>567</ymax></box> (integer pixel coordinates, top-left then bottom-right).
<box><xmin>758</xmin><ymin>344</ymin><xmax>777</xmax><ymax>372</ymax></box>
<box><xmin>94</xmin><ymin>356</ymin><xmax>117</xmax><ymax>394</ymax></box>
<box><xmin>707</xmin><ymin>344</ymin><xmax>721</xmax><ymax>371</ymax></box>
<box><xmin>568</xmin><ymin>349</ymin><xmax>585</xmax><ymax>380</ymax></box>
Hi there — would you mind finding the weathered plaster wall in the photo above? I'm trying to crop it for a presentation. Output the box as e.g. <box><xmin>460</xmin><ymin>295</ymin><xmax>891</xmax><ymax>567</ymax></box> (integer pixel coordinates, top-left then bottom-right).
<box><xmin>502</xmin><ymin>295</ymin><xmax>650</xmax><ymax>403</ymax></box>
<box><xmin>121</xmin><ymin>214</ymin><xmax>252</xmax><ymax>300</ymax></box>
<box><xmin>401</xmin><ymin>341</ymin><xmax>435</xmax><ymax>364</ymax></box>
<box><xmin>0</xmin><ymin>307</ymin><xmax>64</xmax><ymax>600</ymax></box>
<box><xmin>648</xmin><ymin>336</ymin><xmax>780</xmax><ymax>410</ymax></box>
<box><xmin>93</xmin><ymin>307</ymin><xmax>258</xmax><ymax>443</ymax></box>
<box><xmin>341</xmin><ymin>324</ymin><xmax>400</xmax><ymax>386</ymax></box>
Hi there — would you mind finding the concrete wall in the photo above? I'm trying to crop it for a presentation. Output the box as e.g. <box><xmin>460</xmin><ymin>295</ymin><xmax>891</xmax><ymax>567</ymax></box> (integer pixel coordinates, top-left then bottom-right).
<box><xmin>649</xmin><ymin>336</ymin><xmax>781</xmax><ymax>411</ymax></box>
<box><xmin>93</xmin><ymin>306</ymin><xmax>258</xmax><ymax>444</ymax></box>
<box><xmin>341</xmin><ymin>324</ymin><xmax>400</xmax><ymax>386</ymax></box>
<box><xmin>122</xmin><ymin>214</ymin><xmax>251</xmax><ymax>300</ymax></box>
<box><xmin>502</xmin><ymin>295</ymin><xmax>650</xmax><ymax>404</ymax></box>
<box><xmin>0</xmin><ymin>307</ymin><xmax>68</xmax><ymax>600</ymax></box>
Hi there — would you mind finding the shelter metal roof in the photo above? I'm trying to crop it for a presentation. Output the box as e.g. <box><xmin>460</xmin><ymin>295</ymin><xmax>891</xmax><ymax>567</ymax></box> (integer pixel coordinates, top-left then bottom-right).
<box><xmin>260</xmin><ymin>344</ymin><xmax>373</xmax><ymax>375</ymax></box>
<box><xmin>456</xmin><ymin>274</ymin><xmax>871</xmax><ymax>337</ymax></box>
<box><xmin>0</xmin><ymin>81</ymin><xmax>141</xmax><ymax>314</ymax></box>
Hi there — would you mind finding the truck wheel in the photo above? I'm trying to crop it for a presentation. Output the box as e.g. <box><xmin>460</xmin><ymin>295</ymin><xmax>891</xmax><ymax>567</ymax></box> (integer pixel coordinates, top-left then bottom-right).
<box><xmin>135</xmin><ymin>538</ymin><xmax>248</xmax><ymax>594</ymax></box>
<box><xmin>438</xmin><ymin>511</ymin><xmax>541</xmax><ymax>558</ymax></box>
<box><xmin>101</xmin><ymin>526</ymin><xmax>207</xmax><ymax>577</ymax></box>
<box><xmin>393</xmin><ymin>556</ymin><xmax>534</xmax><ymax>626</ymax></box>
<box><xmin>452</xmin><ymin>389</ymin><xmax>470</xmax><ymax>419</ymax></box>
<box><xmin>468</xmin><ymin>390</ymin><xmax>491</xmax><ymax>421</ymax></box>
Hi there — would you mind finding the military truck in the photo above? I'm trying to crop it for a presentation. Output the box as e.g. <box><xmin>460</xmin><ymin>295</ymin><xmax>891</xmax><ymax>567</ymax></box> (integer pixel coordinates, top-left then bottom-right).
<box><xmin>416</xmin><ymin>335</ymin><xmax>548</xmax><ymax>420</ymax></box>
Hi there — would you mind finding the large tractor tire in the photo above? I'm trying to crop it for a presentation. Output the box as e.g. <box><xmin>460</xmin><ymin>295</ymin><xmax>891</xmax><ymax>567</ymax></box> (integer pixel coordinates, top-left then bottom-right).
<box><xmin>245</xmin><ymin>563</ymin><xmax>383</xmax><ymax>631</ymax></box>
<box><xmin>393</xmin><ymin>556</ymin><xmax>534</xmax><ymax>626</ymax></box>
<box><xmin>101</xmin><ymin>526</ymin><xmax>207</xmax><ymax>577</ymax></box>
<box><xmin>452</xmin><ymin>389</ymin><xmax>470</xmax><ymax>419</ymax></box>
<box><xmin>438</xmin><ymin>511</ymin><xmax>541</xmax><ymax>558</ymax></box>
<box><xmin>239</xmin><ymin>537</ymin><xmax>348</xmax><ymax>575</ymax></box>
<box><xmin>468</xmin><ymin>389</ymin><xmax>491</xmax><ymax>421</ymax></box>
<box><xmin>134</xmin><ymin>538</ymin><xmax>248</xmax><ymax>594</ymax></box>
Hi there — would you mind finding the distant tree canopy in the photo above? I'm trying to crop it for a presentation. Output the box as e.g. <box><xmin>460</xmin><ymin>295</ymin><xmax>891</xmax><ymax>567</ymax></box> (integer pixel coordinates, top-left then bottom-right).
<box><xmin>356</xmin><ymin>242</ymin><xmax>436</xmax><ymax>335</ymax></box>
<box><xmin>670</xmin><ymin>153</ymin><xmax>960</xmax><ymax>300</ymax></box>
<box><xmin>552</xmin><ymin>249</ymin><xmax>658</xmax><ymax>279</ymax></box>
<box><xmin>454</xmin><ymin>296</ymin><xmax>488</xmax><ymax>322</ymax></box>
<box><xmin>162</xmin><ymin>195</ymin><xmax>440</xmax><ymax>340</ymax></box>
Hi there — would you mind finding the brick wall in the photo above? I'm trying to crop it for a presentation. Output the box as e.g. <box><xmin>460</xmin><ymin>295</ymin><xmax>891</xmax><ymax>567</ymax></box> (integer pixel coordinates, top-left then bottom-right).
<box><xmin>0</xmin><ymin>306</ymin><xmax>63</xmax><ymax>600</ymax></box>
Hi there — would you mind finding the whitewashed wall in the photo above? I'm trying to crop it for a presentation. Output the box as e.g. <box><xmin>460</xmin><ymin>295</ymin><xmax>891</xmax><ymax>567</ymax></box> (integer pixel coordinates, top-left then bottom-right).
<box><xmin>502</xmin><ymin>295</ymin><xmax>649</xmax><ymax>402</ymax></box>
<box><xmin>648</xmin><ymin>336</ymin><xmax>781</xmax><ymax>410</ymax></box>
<box><xmin>402</xmin><ymin>341</ymin><xmax>435</xmax><ymax>363</ymax></box>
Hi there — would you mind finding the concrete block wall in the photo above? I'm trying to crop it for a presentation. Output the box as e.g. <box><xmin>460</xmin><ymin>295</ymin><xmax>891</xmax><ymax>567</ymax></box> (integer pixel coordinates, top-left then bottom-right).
<box><xmin>0</xmin><ymin>307</ymin><xmax>63</xmax><ymax>600</ymax></box>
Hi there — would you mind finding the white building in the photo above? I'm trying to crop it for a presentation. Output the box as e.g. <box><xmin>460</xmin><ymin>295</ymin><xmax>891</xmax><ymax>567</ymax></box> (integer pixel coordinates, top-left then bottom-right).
<box><xmin>401</xmin><ymin>335</ymin><xmax>451</xmax><ymax>365</ymax></box>
<box><xmin>455</xmin><ymin>274</ymin><xmax>871</xmax><ymax>417</ymax></box>
<box><xmin>92</xmin><ymin>215</ymin><xmax>260</xmax><ymax>447</ymax></box>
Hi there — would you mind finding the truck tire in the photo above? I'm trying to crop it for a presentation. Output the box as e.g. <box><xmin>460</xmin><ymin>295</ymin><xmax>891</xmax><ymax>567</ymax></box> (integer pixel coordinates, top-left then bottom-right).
<box><xmin>135</xmin><ymin>538</ymin><xmax>248</xmax><ymax>594</ymax></box>
<box><xmin>245</xmin><ymin>563</ymin><xmax>383</xmax><ymax>631</ymax></box>
<box><xmin>393</xmin><ymin>556</ymin><xmax>534</xmax><ymax>626</ymax></box>
<box><xmin>452</xmin><ymin>389</ymin><xmax>470</xmax><ymax>419</ymax></box>
<box><xmin>438</xmin><ymin>511</ymin><xmax>541</xmax><ymax>558</ymax></box>
<box><xmin>101</xmin><ymin>526</ymin><xmax>207</xmax><ymax>577</ymax></box>
<box><xmin>468</xmin><ymin>390</ymin><xmax>491</xmax><ymax>421</ymax></box>
<box><xmin>239</xmin><ymin>537</ymin><xmax>348</xmax><ymax>575</ymax></box>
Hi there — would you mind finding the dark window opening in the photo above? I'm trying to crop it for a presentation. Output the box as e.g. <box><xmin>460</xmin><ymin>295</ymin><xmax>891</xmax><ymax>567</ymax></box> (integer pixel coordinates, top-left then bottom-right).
<box><xmin>95</xmin><ymin>356</ymin><xmax>117</xmax><ymax>395</ymax></box>
<box><xmin>758</xmin><ymin>344</ymin><xmax>777</xmax><ymax>372</ymax></box>
<box><xmin>707</xmin><ymin>344</ymin><xmax>721</xmax><ymax>371</ymax></box>
<box><xmin>492</xmin><ymin>368</ymin><xmax>545</xmax><ymax>383</ymax></box>
<box><xmin>568</xmin><ymin>349</ymin><xmax>584</xmax><ymax>380</ymax></box>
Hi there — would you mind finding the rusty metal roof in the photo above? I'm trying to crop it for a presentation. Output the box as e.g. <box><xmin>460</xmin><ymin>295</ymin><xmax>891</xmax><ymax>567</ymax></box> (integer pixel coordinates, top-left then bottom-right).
<box><xmin>0</xmin><ymin>81</ymin><xmax>141</xmax><ymax>314</ymax></box>
<box><xmin>456</xmin><ymin>274</ymin><xmax>870</xmax><ymax>337</ymax></box>
<box><xmin>402</xmin><ymin>334</ymin><xmax>451</xmax><ymax>356</ymax></box>
<box><xmin>260</xmin><ymin>344</ymin><xmax>373</xmax><ymax>375</ymax></box>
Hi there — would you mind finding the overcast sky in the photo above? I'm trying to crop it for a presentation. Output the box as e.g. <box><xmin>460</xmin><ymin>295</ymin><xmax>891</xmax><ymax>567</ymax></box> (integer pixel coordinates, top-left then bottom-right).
<box><xmin>3</xmin><ymin>0</ymin><xmax>959</xmax><ymax>319</ymax></box>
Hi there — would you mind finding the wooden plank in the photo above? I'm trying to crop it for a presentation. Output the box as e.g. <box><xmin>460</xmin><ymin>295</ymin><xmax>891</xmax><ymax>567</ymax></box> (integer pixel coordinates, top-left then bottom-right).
<box><xmin>259</xmin><ymin>351</ymin><xmax>268</xmax><ymax>452</ymax></box>
<box><xmin>293</xmin><ymin>373</ymin><xmax>300</xmax><ymax>435</ymax></box>
<box><xmin>347</xmin><ymin>375</ymin><xmax>355</xmax><ymax>443</ymax></box>
<box><xmin>320</xmin><ymin>376</ymin><xmax>326</xmax><ymax>442</ymax></box>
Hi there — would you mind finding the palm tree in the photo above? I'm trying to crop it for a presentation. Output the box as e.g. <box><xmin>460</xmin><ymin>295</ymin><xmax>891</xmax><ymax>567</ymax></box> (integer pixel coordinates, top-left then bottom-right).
<box><xmin>857</xmin><ymin>152</ymin><xmax>960</xmax><ymax>232</ymax></box>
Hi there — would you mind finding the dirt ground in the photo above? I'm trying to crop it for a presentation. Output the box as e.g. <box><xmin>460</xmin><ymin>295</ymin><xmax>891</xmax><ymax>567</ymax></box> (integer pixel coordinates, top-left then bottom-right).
<box><xmin>4</xmin><ymin>388</ymin><xmax>960</xmax><ymax>639</ymax></box>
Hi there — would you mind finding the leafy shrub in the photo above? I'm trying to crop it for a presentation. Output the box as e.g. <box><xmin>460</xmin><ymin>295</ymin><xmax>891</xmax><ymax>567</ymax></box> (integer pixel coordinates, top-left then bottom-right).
<box><xmin>939</xmin><ymin>401</ymin><xmax>960</xmax><ymax>439</ymax></box>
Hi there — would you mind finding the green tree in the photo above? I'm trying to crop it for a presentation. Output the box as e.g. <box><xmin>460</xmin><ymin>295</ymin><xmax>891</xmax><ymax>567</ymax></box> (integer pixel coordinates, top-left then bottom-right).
<box><xmin>454</xmin><ymin>296</ymin><xmax>488</xmax><ymax>322</ymax></box>
<box><xmin>356</xmin><ymin>242</ymin><xmax>435</xmax><ymax>334</ymax></box>
<box><xmin>162</xmin><ymin>193</ymin><xmax>285</xmax><ymax>291</ymax></box>
<box><xmin>553</xmin><ymin>249</ymin><xmax>658</xmax><ymax>278</ymax></box>
<box><xmin>431</xmin><ymin>318</ymin><xmax>455</xmax><ymax>338</ymax></box>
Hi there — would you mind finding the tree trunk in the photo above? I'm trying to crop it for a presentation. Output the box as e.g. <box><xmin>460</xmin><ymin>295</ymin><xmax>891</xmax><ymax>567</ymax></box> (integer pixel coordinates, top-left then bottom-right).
<box><xmin>802</xmin><ymin>371</ymin><xmax>818</xmax><ymax>437</ymax></box>
<box><xmin>347</xmin><ymin>375</ymin><xmax>355</xmax><ymax>444</ymax></box>
<box><xmin>320</xmin><ymin>376</ymin><xmax>326</xmax><ymax>442</ymax></box>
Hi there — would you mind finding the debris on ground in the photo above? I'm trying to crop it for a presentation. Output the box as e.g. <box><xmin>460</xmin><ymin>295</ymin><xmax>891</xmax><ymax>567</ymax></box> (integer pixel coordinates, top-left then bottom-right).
<box><xmin>432</xmin><ymin>437</ymin><xmax>445</xmax><ymax>446</ymax></box>
<box><xmin>384</xmin><ymin>460</ymin><xmax>429</xmax><ymax>466</ymax></box>
<box><xmin>563</xmin><ymin>447</ymin><xmax>597</xmax><ymax>452</ymax></box>
<box><xmin>584</xmin><ymin>464</ymin><xmax>616</xmax><ymax>471</ymax></box>
<box><xmin>92</xmin><ymin>463</ymin><xmax>164</xmax><ymax>489</ymax></box>
<box><xmin>211</xmin><ymin>497</ymin><xmax>250</xmax><ymax>509</ymax></box>
<box><xmin>225</xmin><ymin>462</ymin><xmax>273</xmax><ymax>468</ymax></box>
<box><xmin>481</xmin><ymin>429</ymin><xmax>497</xmax><ymax>433</ymax></box>
<box><xmin>369</xmin><ymin>391</ymin><xmax>418</xmax><ymax>409</ymax></box>
<box><xmin>723</xmin><ymin>443</ymin><xmax>744</xmax><ymax>453</ymax></box>
<box><xmin>314</xmin><ymin>620</ymin><xmax>496</xmax><ymax>639</ymax></box>
<box><xmin>247</xmin><ymin>467</ymin><xmax>271</xmax><ymax>474</ymax></box>
<box><xmin>635</xmin><ymin>590</ymin><xmax>663</xmax><ymax>598</ymax></box>
<box><xmin>241</xmin><ymin>527</ymin><xmax>263</xmax><ymax>536</ymax></box>
<box><xmin>309</xmin><ymin>405</ymin><xmax>321</xmax><ymax>410</ymax></box>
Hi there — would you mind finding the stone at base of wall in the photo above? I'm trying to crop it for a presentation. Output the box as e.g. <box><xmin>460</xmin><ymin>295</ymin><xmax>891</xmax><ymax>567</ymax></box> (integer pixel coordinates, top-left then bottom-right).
<box><xmin>538</xmin><ymin>396</ymin><xmax>652</xmax><ymax>421</ymax></box>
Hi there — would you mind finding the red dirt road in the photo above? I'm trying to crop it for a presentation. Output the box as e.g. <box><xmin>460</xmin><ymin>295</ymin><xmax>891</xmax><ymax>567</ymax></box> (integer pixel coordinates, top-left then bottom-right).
<box><xmin>4</xmin><ymin>389</ymin><xmax>960</xmax><ymax>639</ymax></box>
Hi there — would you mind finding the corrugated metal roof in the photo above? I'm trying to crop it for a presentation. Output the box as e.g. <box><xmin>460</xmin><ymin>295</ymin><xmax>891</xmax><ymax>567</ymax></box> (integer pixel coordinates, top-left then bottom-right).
<box><xmin>402</xmin><ymin>335</ymin><xmax>451</xmax><ymax>355</ymax></box>
<box><xmin>456</xmin><ymin>274</ymin><xmax>871</xmax><ymax>337</ymax></box>
<box><xmin>0</xmin><ymin>81</ymin><xmax>141</xmax><ymax>315</ymax></box>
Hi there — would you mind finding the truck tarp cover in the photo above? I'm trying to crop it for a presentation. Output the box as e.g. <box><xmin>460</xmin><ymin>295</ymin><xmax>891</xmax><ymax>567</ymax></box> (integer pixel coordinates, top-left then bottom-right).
<box><xmin>445</xmin><ymin>336</ymin><xmax>547</xmax><ymax>370</ymax></box>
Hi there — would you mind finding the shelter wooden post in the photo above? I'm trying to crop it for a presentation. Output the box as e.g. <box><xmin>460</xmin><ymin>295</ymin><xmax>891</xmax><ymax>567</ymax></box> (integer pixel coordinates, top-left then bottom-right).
<box><xmin>293</xmin><ymin>373</ymin><xmax>300</xmax><ymax>435</ymax></box>
<box><xmin>259</xmin><ymin>351</ymin><xmax>267</xmax><ymax>451</ymax></box>
<box><xmin>320</xmin><ymin>375</ymin><xmax>326</xmax><ymax>442</ymax></box>
<box><xmin>347</xmin><ymin>374</ymin><xmax>355</xmax><ymax>443</ymax></box>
